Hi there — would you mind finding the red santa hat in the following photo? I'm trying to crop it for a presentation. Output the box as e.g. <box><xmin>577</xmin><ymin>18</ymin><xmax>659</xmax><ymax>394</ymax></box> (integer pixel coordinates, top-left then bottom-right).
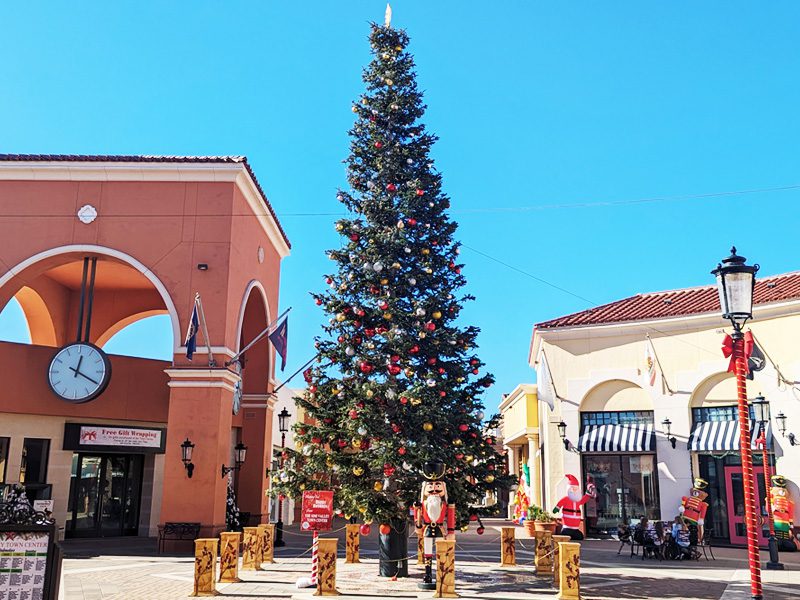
<box><xmin>565</xmin><ymin>474</ymin><xmax>580</xmax><ymax>486</ymax></box>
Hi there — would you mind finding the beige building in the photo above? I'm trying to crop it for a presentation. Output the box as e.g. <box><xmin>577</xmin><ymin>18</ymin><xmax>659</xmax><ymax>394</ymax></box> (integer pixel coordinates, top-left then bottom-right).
<box><xmin>499</xmin><ymin>384</ymin><xmax>542</xmax><ymax>514</ymax></box>
<box><xmin>530</xmin><ymin>270</ymin><xmax>800</xmax><ymax>546</ymax></box>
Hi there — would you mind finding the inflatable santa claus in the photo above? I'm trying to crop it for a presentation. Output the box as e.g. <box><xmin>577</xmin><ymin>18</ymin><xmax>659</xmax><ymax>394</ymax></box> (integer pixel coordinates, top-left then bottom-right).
<box><xmin>553</xmin><ymin>474</ymin><xmax>595</xmax><ymax>540</ymax></box>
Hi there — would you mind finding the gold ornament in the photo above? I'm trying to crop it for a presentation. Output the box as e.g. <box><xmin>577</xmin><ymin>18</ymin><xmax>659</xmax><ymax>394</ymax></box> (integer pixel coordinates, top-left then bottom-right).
<box><xmin>336</xmin><ymin>313</ymin><xmax>346</xmax><ymax>322</ymax></box>
<box><xmin>395</xmin><ymin>45</ymin><xmax>403</xmax><ymax>51</ymax></box>
<box><xmin>460</xmin><ymin>525</ymin><xmax>469</xmax><ymax>532</ymax></box>
<box><xmin>358</xmin><ymin>505</ymin><xmax>367</xmax><ymax>513</ymax></box>
<box><xmin>353</xmin><ymin>466</ymin><xmax>364</xmax><ymax>476</ymax></box>
<box><xmin>332</xmin><ymin>388</ymin><xmax>340</xmax><ymax>396</ymax></box>
<box><xmin>373</xmin><ymin>481</ymin><xmax>384</xmax><ymax>492</ymax></box>
<box><xmin>453</xmin><ymin>439</ymin><xmax>463</xmax><ymax>446</ymax></box>
<box><xmin>272</xmin><ymin>475</ymin><xmax>279</xmax><ymax>483</ymax></box>
<box><xmin>326</xmin><ymin>457</ymin><xmax>334</xmax><ymax>467</ymax></box>
<box><xmin>366</xmin><ymin>389</ymin><xmax>374</xmax><ymax>398</ymax></box>
<box><xmin>485</xmin><ymin>474</ymin><xmax>495</xmax><ymax>483</ymax></box>
<box><xmin>410</xmin><ymin>397</ymin><xmax>422</xmax><ymax>406</ymax></box>
<box><xmin>383</xmin><ymin>312</ymin><xmax>393</xmax><ymax>320</ymax></box>
<box><xmin>404</xmin><ymin>367</ymin><xmax>414</xmax><ymax>377</ymax></box>
<box><xmin>352</xmin><ymin>438</ymin><xmax>362</xmax><ymax>449</ymax></box>
<box><xmin>418</xmin><ymin>331</ymin><xmax>427</xmax><ymax>339</ymax></box>
<box><xmin>380</xmin><ymin>278</ymin><xmax>389</xmax><ymax>285</ymax></box>
<box><xmin>465</xmin><ymin>455</ymin><xmax>473</xmax><ymax>462</ymax></box>
<box><xmin>299</xmin><ymin>483</ymin><xmax>306</xmax><ymax>490</ymax></box>
<box><xmin>351</xmin><ymin>105</ymin><xmax>358</xmax><ymax>113</ymax></box>
<box><xmin>344</xmin><ymin>513</ymin><xmax>353</xmax><ymax>520</ymax></box>
<box><xmin>421</xmin><ymin>248</ymin><xmax>430</xmax><ymax>255</ymax></box>
<box><xmin>432</xmin><ymin>311</ymin><xmax>442</xmax><ymax>319</ymax></box>
<box><xmin>423</xmin><ymin>422</ymin><xmax>434</xmax><ymax>431</ymax></box>
<box><xmin>392</xmin><ymin>262</ymin><xmax>401</xmax><ymax>269</ymax></box>
<box><xmin>425</xmin><ymin>267</ymin><xmax>433</xmax><ymax>274</ymax></box>
<box><xmin>336</xmin><ymin>223</ymin><xmax>344</xmax><ymax>231</ymax></box>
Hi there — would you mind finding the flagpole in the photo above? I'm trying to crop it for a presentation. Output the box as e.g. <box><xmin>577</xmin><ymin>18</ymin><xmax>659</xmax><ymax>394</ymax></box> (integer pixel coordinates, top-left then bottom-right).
<box><xmin>194</xmin><ymin>293</ymin><xmax>216</xmax><ymax>367</ymax></box>
<box><xmin>226</xmin><ymin>307</ymin><xmax>292</xmax><ymax>367</ymax></box>
<box><xmin>273</xmin><ymin>355</ymin><xmax>318</xmax><ymax>394</ymax></box>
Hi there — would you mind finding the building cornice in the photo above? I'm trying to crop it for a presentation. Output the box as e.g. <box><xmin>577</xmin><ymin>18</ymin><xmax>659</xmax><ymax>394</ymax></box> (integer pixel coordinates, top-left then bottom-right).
<box><xmin>0</xmin><ymin>160</ymin><xmax>290</xmax><ymax>259</ymax></box>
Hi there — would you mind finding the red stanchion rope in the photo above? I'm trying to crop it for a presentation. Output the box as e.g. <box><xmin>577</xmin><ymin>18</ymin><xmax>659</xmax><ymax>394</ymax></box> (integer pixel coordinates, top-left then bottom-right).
<box><xmin>734</xmin><ymin>336</ymin><xmax>763</xmax><ymax>599</ymax></box>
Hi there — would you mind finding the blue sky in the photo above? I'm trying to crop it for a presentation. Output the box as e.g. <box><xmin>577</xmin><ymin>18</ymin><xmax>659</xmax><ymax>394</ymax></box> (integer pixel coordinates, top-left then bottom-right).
<box><xmin>1</xmin><ymin>2</ymin><xmax>800</xmax><ymax>414</ymax></box>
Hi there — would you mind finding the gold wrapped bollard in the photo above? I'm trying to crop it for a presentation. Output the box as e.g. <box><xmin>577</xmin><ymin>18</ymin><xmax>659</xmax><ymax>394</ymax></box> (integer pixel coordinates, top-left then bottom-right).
<box><xmin>191</xmin><ymin>538</ymin><xmax>219</xmax><ymax>596</ymax></box>
<box><xmin>434</xmin><ymin>540</ymin><xmax>458</xmax><ymax>598</ymax></box>
<box><xmin>500</xmin><ymin>526</ymin><xmax>516</xmax><ymax>566</ymax></box>
<box><xmin>241</xmin><ymin>527</ymin><xmax>261</xmax><ymax>571</ymax></box>
<box><xmin>418</xmin><ymin>535</ymin><xmax>424</xmax><ymax>565</ymax></box>
<box><xmin>557</xmin><ymin>542</ymin><xmax>580</xmax><ymax>600</ymax></box>
<box><xmin>534</xmin><ymin>530</ymin><xmax>553</xmax><ymax>575</ymax></box>
<box><xmin>345</xmin><ymin>524</ymin><xmax>361</xmax><ymax>563</ymax></box>
<box><xmin>551</xmin><ymin>535</ymin><xmax>570</xmax><ymax>588</ymax></box>
<box><xmin>218</xmin><ymin>532</ymin><xmax>242</xmax><ymax>583</ymax></box>
<box><xmin>259</xmin><ymin>523</ymin><xmax>275</xmax><ymax>565</ymax></box>
<box><xmin>314</xmin><ymin>538</ymin><xmax>339</xmax><ymax>596</ymax></box>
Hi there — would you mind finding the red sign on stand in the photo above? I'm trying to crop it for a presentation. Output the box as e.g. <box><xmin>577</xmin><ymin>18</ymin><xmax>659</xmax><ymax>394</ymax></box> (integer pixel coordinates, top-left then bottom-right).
<box><xmin>300</xmin><ymin>490</ymin><xmax>334</xmax><ymax>531</ymax></box>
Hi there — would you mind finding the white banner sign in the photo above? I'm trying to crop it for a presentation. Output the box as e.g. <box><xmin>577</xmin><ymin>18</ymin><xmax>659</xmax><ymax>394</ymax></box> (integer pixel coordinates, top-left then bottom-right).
<box><xmin>79</xmin><ymin>426</ymin><xmax>161</xmax><ymax>448</ymax></box>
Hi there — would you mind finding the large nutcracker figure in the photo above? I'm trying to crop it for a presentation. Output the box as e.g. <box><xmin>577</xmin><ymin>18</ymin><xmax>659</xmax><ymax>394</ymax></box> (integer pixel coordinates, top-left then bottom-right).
<box><xmin>770</xmin><ymin>475</ymin><xmax>797</xmax><ymax>551</ymax></box>
<box><xmin>679</xmin><ymin>477</ymin><xmax>709</xmax><ymax>539</ymax></box>
<box><xmin>413</xmin><ymin>460</ymin><xmax>455</xmax><ymax>590</ymax></box>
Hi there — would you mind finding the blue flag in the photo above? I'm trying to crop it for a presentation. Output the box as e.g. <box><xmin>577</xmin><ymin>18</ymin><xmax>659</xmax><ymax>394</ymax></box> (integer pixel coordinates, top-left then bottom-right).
<box><xmin>185</xmin><ymin>303</ymin><xmax>199</xmax><ymax>360</ymax></box>
<box><xmin>268</xmin><ymin>316</ymin><xmax>289</xmax><ymax>371</ymax></box>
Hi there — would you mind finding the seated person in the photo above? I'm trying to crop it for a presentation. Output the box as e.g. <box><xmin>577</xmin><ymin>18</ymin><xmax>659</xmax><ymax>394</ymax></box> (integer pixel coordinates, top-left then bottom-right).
<box><xmin>671</xmin><ymin>516</ymin><xmax>693</xmax><ymax>559</ymax></box>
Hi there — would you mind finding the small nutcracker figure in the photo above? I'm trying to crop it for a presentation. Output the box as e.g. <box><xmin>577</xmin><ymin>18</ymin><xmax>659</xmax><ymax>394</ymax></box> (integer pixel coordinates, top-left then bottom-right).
<box><xmin>680</xmin><ymin>477</ymin><xmax>709</xmax><ymax>540</ymax></box>
<box><xmin>414</xmin><ymin>460</ymin><xmax>455</xmax><ymax>590</ymax></box>
<box><xmin>770</xmin><ymin>475</ymin><xmax>797</xmax><ymax>551</ymax></box>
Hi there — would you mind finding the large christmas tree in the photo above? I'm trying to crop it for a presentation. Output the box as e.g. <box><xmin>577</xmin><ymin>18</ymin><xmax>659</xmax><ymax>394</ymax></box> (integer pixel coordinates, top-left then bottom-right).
<box><xmin>274</xmin><ymin>14</ymin><xmax>511</xmax><ymax>545</ymax></box>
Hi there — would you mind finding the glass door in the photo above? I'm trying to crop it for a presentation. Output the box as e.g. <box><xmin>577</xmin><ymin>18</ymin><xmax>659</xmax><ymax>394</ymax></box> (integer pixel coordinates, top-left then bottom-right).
<box><xmin>67</xmin><ymin>454</ymin><xmax>143</xmax><ymax>537</ymax></box>
<box><xmin>724</xmin><ymin>465</ymin><xmax>768</xmax><ymax>547</ymax></box>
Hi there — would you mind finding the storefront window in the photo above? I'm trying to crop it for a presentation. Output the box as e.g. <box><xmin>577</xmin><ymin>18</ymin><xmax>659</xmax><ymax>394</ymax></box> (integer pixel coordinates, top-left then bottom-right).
<box><xmin>693</xmin><ymin>405</ymin><xmax>756</xmax><ymax>422</ymax></box>
<box><xmin>581</xmin><ymin>411</ymin><xmax>654</xmax><ymax>426</ymax></box>
<box><xmin>583</xmin><ymin>453</ymin><xmax>660</xmax><ymax>533</ymax></box>
<box><xmin>19</xmin><ymin>438</ymin><xmax>49</xmax><ymax>484</ymax></box>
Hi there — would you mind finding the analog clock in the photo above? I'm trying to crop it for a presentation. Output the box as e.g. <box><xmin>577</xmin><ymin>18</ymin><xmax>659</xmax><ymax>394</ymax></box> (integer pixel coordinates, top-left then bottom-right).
<box><xmin>48</xmin><ymin>342</ymin><xmax>111</xmax><ymax>403</ymax></box>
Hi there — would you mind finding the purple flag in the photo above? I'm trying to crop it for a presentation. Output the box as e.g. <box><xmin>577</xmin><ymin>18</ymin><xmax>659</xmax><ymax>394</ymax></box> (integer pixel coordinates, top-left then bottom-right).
<box><xmin>268</xmin><ymin>316</ymin><xmax>289</xmax><ymax>371</ymax></box>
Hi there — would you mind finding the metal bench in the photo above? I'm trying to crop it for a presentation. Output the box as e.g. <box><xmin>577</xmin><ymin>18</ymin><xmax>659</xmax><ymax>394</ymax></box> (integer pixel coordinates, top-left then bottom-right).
<box><xmin>158</xmin><ymin>522</ymin><xmax>201</xmax><ymax>554</ymax></box>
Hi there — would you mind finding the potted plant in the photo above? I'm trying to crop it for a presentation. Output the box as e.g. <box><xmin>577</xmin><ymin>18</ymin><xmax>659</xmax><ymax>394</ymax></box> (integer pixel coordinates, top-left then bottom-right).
<box><xmin>527</xmin><ymin>505</ymin><xmax>557</xmax><ymax>534</ymax></box>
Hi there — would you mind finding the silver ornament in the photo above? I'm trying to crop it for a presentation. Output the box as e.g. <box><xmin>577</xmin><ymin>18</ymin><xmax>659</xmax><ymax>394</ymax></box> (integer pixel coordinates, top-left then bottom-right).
<box><xmin>374</xmin><ymin>262</ymin><xmax>384</xmax><ymax>272</ymax></box>
<box><xmin>346</xmin><ymin>346</ymin><xmax>355</xmax><ymax>356</ymax></box>
<box><xmin>358</xmin><ymin>426</ymin><xmax>367</xmax><ymax>436</ymax></box>
<box><xmin>408</xmin><ymin>278</ymin><xmax>416</xmax><ymax>285</ymax></box>
<box><xmin>426</xmin><ymin>378</ymin><xmax>436</xmax><ymax>387</ymax></box>
<box><xmin>415</xmin><ymin>308</ymin><xmax>426</xmax><ymax>316</ymax></box>
<box><xmin>406</xmin><ymin>158</ymin><xmax>413</xmax><ymax>164</ymax></box>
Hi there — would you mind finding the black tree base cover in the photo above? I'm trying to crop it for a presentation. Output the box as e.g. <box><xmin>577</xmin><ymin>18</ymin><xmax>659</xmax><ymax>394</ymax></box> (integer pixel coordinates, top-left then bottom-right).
<box><xmin>378</xmin><ymin>518</ymin><xmax>409</xmax><ymax>577</ymax></box>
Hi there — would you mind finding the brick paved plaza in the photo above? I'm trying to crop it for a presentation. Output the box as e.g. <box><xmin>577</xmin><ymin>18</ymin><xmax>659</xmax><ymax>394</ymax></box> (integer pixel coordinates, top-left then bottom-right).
<box><xmin>58</xmin><ymin>520</ymin><xmax>800</xmax><ymax>600</ymax></box>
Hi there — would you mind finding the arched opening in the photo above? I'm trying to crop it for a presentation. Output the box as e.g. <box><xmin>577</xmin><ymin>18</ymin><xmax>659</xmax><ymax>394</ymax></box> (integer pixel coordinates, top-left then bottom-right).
<box><xmin>580</xmin><ymin>379</ymin><xmax>654</xmax><ymax>412</ymax></box>
<box><xmin>237</xmin><ymin>282</ymin><xmax>271</xmax><ymax>395</ymax></box>
<box><xmin>0</xmin><ymin>297</ymin><xmax>32</xmax><ymax>344</ymax></box>
<box><xmin>0</xmin><ymin>246</ymin><xmax>178</xmax><ymax>355</ymax></box>
<box><xmin>102</xmin><ymin>314</ymin><xmax>173</xmax><ymax>361</ymax></box>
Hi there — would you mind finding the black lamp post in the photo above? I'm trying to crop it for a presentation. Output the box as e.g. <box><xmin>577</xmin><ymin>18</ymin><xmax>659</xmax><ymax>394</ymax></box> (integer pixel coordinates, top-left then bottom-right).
<box><xmin>275</xmin><ymin>407</ymin><xmax>290</xmax><ymax>547</ymax></box>
<box><xmin>180</xmin><ymin>437</ymin><xmax>195</xmax><ymax>478</ymax></box>
<box><xmin>661</xmin><ymin>418</ymin><xmax>677</xmax><ymax>449</ymax></box>
<box><xmin>221</xmin><ymin>442</ymin><xmax>247</xmax><ymax>478</ymax></box>
<box><xmin>751</xmin><ymin>396</ymin><xmax>783</xmax><ymax>570</ymax></box>
<box><xmin>775</xmin><ymin>412</ymin><xmax>797</xmax><ymax>446</ymax></box>
<box><xmin>712</xmin><ymin>247</ymin><xmax>762</xmax><ymax>599</ymax></box>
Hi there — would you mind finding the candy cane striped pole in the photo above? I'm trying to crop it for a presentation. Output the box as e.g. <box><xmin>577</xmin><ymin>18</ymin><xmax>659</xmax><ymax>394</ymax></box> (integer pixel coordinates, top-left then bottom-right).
<box><xmin>311</xmin><ymin>529</ymin><xmax>319</xmax><ymax>586</ymax></box>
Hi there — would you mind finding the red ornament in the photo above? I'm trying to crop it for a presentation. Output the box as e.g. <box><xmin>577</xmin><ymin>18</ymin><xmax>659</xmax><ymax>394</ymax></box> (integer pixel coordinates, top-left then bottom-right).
<box><xmin>416</xmin><ymin>189</ymin><xmax>424</xmax><ymax>196</ymax></box>
<box><xmin>427</xmin><ymin>357</ymin><xmax>437</xmax><ymax>365</ymax></box>
<box><xmin>375</xmin><ymin>141</ymin><xmax>383</xmax><ymax>148</ymax></box>
<box><xmin>455</xmin><ymin>453</ymin><xmax>464</xmax><ymax>460</ymax></box>
<box><xmin>469</xmin><ymin>514</ymin><xmax>478</xmax><ymax>522</ymax></box>
<box><xmin>364</xmin><ymin>328</ymin><xmax>375</xmax><ymax>338</ymax></box>
<box><xmin>323</xmin><ymin>418</ymin><xmax>333</xmax><ymax>425</ymax></box>
<box><xmin>409</xmin><ymin>345</ymin><xmax>420</xmax><ymax>354</ymax></box>
<box><xmin>386</xmin><ymin>183</ymin><xmax>397</xmax><ymax>192</ymax></box>
<box><xmin>356</xmin><ymin>402</ymin><xmax>365</xmax><ymax>409</ymax></box>
<box><xmin>298</xmin><ymin>427</ymin><xmax>307</xmax><ymax>436</ymax></box>
<box><xmin>348</xmin><ymin>409</ymin><xmax>358</xmax><ymax>420</ymax></box>
<box><xmin>379</xmin><ymin>301</ymin><xmax>389</xmax><ymax>310</ymax></box>
<box><xmin>350</xmin><ymin>234</ymin><xmax>359</xmax><ymax>241</ymax></box>
<box><xmin>326</xmin><ymin>277</ymin><xmax>333</xmax><ymax>285</ymax></box>
<box><xmin>337</xmin><ymin>439</ymin><xmax>348</xmax><ymax>448</ymax></box>
<box><xmin>488</xmin><ymin>464</ymin><xmax>495</xmax><ymax>470</ymax></box>
<box><xmin>472</xmin><ymin>369</ymin><xmax>480</xmax><ymax>375</ymax></box>
<box><xmin>311</xmin><ymin>436</ymin><xmax>322</xmax><ymax>444</ymax></box>
<box><xmin>356</xmin><ymin>309</ymin><xmax>365</xmax><ymax>317</ymax></box>
<box><xmin>360</xmin><ymin>439</ymin><xmax>370</xmax><ymax>450</ymax></box>
<box><xmin>458</xmin><ymin>424</ymin><xmax>469</xmax><ymax>432</ymax></box>
<box><xmin>353</xmin><ymin>320</ymin><xmax>362</xmax><ymax>328</ymax></box>
<box><xmin>315</xmin><ymin>298</ymin><xmax>323</xmax><ymax>305</ymax></box>
<box><xmin>470</xmin><ymin>432</ymin><xmax>477</xmax><ymax>438</ymax></box>
<box><xmin>376</xmin><ymin>326</ymin><xmax>388</xmax><ymax>334</ymax></box>
<box><xmin>388</xmin><ymin>364</ymin><xmax>401</xmax><ymax>375</ymax></box>
<box><xmin>309</xmin><ymin>385</ymin><xmax>317</xmax><ymax>393</ymax></box>
<box><xmin>391</xmin><ymin>423</ymin><xmax>402</xmax><ymax>433</ymax></box>
<box><xmin>399</xmin><ymin>396</ymin><xmax>408</xmax><ymax>405</ymax></box>
<box><xmin>379</xmin><ymin>523</ymin><xmax>392</xmax><ymax>535</ymax></box>
<box><xmin>383</xmin><ymin>463</ymin><xmax>395</xmax><ymax>476</ymax></box>
<box><xmin>438</xmin><ymin>368</ymin><xmax>445</xmax><ymax>374</ymax></box>
<box><xmin>390</xmin><ymin>355</ymin><xmax>400</xmax><ymax>363</ymax></box>
<box><xmin>398</xmin><ymin>446</ymin><xmax>407</xmax><ymax>455</ymax></box>
<box><xmin>455</xmin><ymin>268</ymin><xmax>461</xmax><ymax>274</ymax></box>
<box><xmin>470</xmin><ymin>359</ymin><xmax>479</xmax><ymax>365</ymax></box>
<box><xmin>338</xmin><ymin>336</ymin><xmax>345</xmax><ymax>343</ymax></box>
<box><xmin>359</xmin><ymin>362</ymin><xmax>373</xmax><ymax>374</ymax></box>
<box><xmin>407</xmin><ymin>218</ymin><xmax>417</xmax><ymax>226</ymax></box>
<box><xmin>360</xmin><ymin>524</ymin><xmax>371</xmax><ymax>536</ymax></box>
<box><xmin>477</xmin><ymin>526</ymin><xmax>485</xmax><ymax>535</ymax></box>
<box><xmin>439</xmin><ymin>391</ymin><xmax>446</xmax><ymax>397</ymax></box>
<box><xmin>425</xmin><ymin>322</ymin><xmax>436</xmax><ymax>332</ymax></box>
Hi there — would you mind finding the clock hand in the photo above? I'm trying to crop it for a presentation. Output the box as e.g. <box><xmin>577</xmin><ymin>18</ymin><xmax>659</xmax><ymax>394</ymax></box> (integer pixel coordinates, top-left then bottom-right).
<box><xmin>73</xmin><ymin>355</ymin><xmax>84</xmax><ymax>378</ymax></box>
<box><xmin>75</xmin><ymin>370</ymin><xmax>99</xmax><ymax>386</ymax></box>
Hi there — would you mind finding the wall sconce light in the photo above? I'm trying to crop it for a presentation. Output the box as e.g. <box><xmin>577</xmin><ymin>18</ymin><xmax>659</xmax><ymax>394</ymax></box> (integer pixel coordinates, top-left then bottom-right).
<box><xmin>180</xmin><ymin>437</ymin><xmax>195</xmax><ymax>478</ymax></box>
<box><xmin>556</xmin><ymin>421</ymin><xmax>579</xmax><ymax>453</ymax></box>
<box><xmin>661</xmin><ymin>418</ymin><xmax>677</xmax><ymax>449</ymax></box>
<box><xmin>197</xmin><ymin>263</ymin><xmax>209</xmax><ymax>271</ymax></box>
<box><xmin>221</xmin><ymin>442</ymin><xmax>248</xmax><ymax>478</ymax></box>
<box><xmin>776</xmin><ymin>412</ymin><xmax>797</xmax><ymax>446</ymax></box>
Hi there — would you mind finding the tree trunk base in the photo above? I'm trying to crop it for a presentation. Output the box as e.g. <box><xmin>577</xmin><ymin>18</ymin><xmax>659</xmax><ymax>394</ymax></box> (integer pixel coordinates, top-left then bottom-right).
<box><xmin>379</xmin><ymin>518</ymin><xmax>409</xmax><ymax>577</ymax></box>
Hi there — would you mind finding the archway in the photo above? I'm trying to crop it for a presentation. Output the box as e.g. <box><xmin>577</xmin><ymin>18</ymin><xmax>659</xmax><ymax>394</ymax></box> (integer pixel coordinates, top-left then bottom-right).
<box><xmin>237</xmin><ymin>281</ymin><xmax>271</xmax><ymax>395</ymax></box>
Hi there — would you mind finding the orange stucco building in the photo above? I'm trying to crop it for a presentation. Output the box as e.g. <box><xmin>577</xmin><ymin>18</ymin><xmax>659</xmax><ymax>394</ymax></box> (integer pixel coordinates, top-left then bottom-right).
<box><xmin>0</xmin><ymin>154</ymin><xmax>290</xmax><ymax>539</ymax></box>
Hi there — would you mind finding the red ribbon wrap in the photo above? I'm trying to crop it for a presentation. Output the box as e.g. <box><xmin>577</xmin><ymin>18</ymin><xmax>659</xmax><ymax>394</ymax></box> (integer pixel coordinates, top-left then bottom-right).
<box><xmin>721</xmin><ymin>330</ymin><xmax>754</xmax><ymax>374</ymax></box>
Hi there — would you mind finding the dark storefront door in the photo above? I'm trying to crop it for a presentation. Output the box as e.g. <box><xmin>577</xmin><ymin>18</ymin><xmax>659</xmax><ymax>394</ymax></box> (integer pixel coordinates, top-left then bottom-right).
<box><xmin>67</xmin><ymin>453</ymin><xmax>143</xmax><ymax>538</ymax></box>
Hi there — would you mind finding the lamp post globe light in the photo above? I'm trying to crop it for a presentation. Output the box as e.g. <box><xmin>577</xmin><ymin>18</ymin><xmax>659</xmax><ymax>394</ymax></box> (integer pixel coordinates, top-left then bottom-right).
<box><xmin>275</xmin><ymin>407</ymin><xmax>291</xmax><ymax>547</ymax></box>
<box><xmin>712</xmin><ymin>248</ymin><xmax>763</xmax><ymax>599</ymax></box>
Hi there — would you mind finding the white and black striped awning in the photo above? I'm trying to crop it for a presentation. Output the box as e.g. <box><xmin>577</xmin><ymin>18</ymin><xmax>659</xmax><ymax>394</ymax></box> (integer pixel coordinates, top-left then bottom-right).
<box><xmin>688</xmin><ymin>420</ymin><xmax>772</xmax><ymax>452</ymax></box>
<box><xmin>578</xmin><ymin>424</ymin><xmax>655</xmax><ymax>453</ymax></box>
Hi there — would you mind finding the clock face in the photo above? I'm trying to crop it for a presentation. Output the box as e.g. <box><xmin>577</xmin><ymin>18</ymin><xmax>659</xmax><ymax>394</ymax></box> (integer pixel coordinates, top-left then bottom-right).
<box><xmin>48</xmin><ymin>342</ymin><xmax>111</xmax><ymax>403</ymax></box>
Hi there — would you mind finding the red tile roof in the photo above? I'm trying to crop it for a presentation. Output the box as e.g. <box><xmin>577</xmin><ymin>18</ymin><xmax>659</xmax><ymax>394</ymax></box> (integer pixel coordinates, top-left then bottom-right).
<box><xmin>535</xmin><ymin>271</ymin><xmax>800</xmax><ymax>329</ymax></box>
<box><xmin>0</xmin><ymin>154</ymin><xmax>290</xmax><ymax>248</ymax></box>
